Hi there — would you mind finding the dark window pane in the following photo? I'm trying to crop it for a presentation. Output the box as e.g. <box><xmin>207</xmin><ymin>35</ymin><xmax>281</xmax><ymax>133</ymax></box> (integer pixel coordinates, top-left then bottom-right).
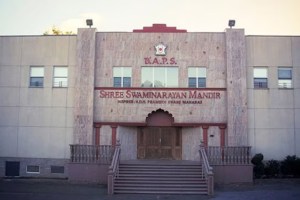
<box><xmin>5</xmin><ymin>161</ymin><xmax>20</xmax><ymax>176</ymax></box>
<box><xmin>188</xmin><ymin>78</ymin><xmax>197</xmax><ymax>88</ymax></box>
<box><xmin>51</xmin><ymin>166</ymin><xmax>64</xmax><ymax>174</ymax></box>
<box><xmin>254</xmin><ymin>78</ymin><xmax>268</xmax><ymax>88</ymax></box>
<box><xmin>198</xmin><ymin>78</ymin><xmax>206</xmax><ymax>88</ymax></box>
<box><xmin>278</xmin><ymin>69</ymin><xmax>292</xmax><ymax>79</ymax></box>
<box><xmin>113</xmin><ymin>77</ymin><xmax>122</xmax><ymax>87</ymax></box>
<box><xmin>123</xmin><ymin>77</ymin><xmax>131</xmax><ymax>87</ymax></box>
<box><xmin>30</xmin><ymin>77</ymin><xmax>44</xmax><ymax>87</ymax></box>
<box><xmin>27</xmin><ymin>165</ymin><xmax>40</xmax><ymax>173</ymax></box>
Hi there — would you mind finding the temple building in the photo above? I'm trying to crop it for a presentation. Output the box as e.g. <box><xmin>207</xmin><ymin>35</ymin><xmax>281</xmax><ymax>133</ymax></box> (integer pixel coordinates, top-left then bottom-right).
<box><xmin>0</xmin><ymin>23</ymin><xmax>299</xmax><ymax>194</ymax></box>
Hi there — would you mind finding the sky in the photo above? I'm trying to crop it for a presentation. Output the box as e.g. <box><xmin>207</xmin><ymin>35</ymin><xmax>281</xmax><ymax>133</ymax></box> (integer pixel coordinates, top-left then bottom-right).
<box><xmin>0</xmin><ymin>0</ymin><xmax>299</xmax><ymax>36</ymax></box>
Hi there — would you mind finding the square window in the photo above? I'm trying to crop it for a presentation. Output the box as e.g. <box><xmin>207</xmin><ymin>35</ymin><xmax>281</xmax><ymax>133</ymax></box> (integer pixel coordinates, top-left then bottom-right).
<box><xmin>30</xmin><ymin>66</ymin><xmax>44</xmax><ymax>87</ymax></box>
<box><xmin>278</xmin><ymin>68</ymin><xmax>292</xmax><ymax>88</ymax></box>
<box><xmin>53</xmin><ymin>66</ymin><xmax>68</xmax><ymax>87</ymax></box>
<box><xmin>113</xmin><ymin>67</ymin><xmax>131</xmax><ymax>87</ymax></box>
<box><xmin>188</xmin><ymin>67</ymin><xmax>206</xmax><ymax>88</ymax></box>
<box><xmin>253</xmin><ymin>68</ymin><xmax>268</xmax><ymax>88</ymax></box>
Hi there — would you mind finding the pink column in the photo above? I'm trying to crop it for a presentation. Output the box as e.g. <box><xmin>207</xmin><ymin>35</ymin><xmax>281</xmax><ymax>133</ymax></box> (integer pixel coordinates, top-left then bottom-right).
<box><xmin>202</xmin><ymin>125</ymin><xmax>209</xmax><ymax>147</ymax></box>
<box><xmin>219</xmin><ymin>125</ymin><xmax>227</xmax><ymax>161</ymax></box>
<box><xmin>219</xmin><ymin>125</ymin><xmax>226</xmax><ymax>147</ymax></box>
<box><xmin>111</xmin><ymin>125</ymin><xmax>118</xmax><ymax>146</ymax></box>
<box><xmin>94</xmin><ymin>125</ymin><xmax>101</xmax><ymax>145</ymax></box>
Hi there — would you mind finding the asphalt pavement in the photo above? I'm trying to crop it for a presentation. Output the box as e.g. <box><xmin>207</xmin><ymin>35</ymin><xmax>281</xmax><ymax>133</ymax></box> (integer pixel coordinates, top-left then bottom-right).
<box><xmin>0</xmin><ymin>178</ymin><xmax>300</xmax><ymax>200</ymax></box>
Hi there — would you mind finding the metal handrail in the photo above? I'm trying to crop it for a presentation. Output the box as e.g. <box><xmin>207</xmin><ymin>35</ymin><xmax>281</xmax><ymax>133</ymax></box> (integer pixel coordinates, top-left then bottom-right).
<box><xmin>107</xmin><ymin>141</ymin><xmax>121</xmax><ymax>195</ymax></box>
<box><xmin>199</xmin><ymin>143</ymin><xmax>214</xmax><ymax>195</ymax></box>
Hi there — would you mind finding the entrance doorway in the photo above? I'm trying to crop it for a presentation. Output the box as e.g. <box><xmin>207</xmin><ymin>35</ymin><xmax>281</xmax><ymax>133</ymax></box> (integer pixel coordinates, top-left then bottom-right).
<box><xmin>137</xmin><ymin>127</ymin><xmax>182</xmax><ymax>160</ymax></box>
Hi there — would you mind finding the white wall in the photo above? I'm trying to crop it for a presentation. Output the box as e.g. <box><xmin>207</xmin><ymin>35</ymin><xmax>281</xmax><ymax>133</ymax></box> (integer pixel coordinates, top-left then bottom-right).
<box><xmin>247</xmin><ymin>36</ymin><xmax>300</xmax><ymax>160</ymax></box>
<box><xmin>0</xmin><ymin>36</ymin><xmax>76</xmax><ymax>159</ymax></box>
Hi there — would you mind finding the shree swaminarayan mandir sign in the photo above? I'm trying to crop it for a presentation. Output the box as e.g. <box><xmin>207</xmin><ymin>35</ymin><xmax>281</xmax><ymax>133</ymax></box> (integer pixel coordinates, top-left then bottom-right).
<box><xmin>97</xmin><ymin>89</ymin><xmax>225</xmax><ymax>105</ymax></box>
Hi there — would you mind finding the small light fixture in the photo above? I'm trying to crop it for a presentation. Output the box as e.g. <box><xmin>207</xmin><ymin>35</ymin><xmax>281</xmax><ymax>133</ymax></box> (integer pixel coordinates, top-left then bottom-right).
<box><xmin>86</xmin><ymin>19</ymin><xmax>93</xmax><ymax>28</ymax></box>
<box><xmin>228</xmin><ymin>20</ymin><xmax>235</xmax><ymax>28</ymax></box>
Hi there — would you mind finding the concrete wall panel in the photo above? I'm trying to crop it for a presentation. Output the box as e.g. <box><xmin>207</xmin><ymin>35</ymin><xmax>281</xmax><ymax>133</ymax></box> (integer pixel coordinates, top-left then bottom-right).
<box><xmin>51</xmin><ymin>89</ymin><xmax>67</xmax><ymax>107</ymax></box>
<box><xmin>246</xmin><ymin>36</ymin><xmax>292</xmax><ymax>66</ymax></box>
<box><xmin>65</xmin><ymin>128</ymin><xmax>74</xmax><ymax>157</ymax></box>
<box><xmin>18</xmin><ymin>127</ymin><xmax>68</xmax><ymax>158</ymax></box>
<box><xmin>0</xmin><ymin>66</ymin><xmax>20</xmax><ymax>87</ymax></box>
<box><xmin>296</xmin><ymin>129</ymin><xmax>300</xmax><ymax>156</ymax></box>
<box><xmin>295</xmin><ymin>90</ymin><xmax>300</xmax><ymax>108</ymax></box>
<box><xmin>292</xmin><ymin>37</ymin><xmax>300</xmax><ymax>66</ymax></box>
<box><xmin>21</xmin><ymin>37</ymin><xmax>56</xmax><ymax>65</ymax></box>
<box><xmin>269</xmin><ymin>89</ymin><xmax>294</xmax><ymax>108</ymax></box>
<box><xmin>254</xmin><ymin>129</ymin><xmax>295</xmax><ymax>160</ymax></box>
<box><xmin>47</xmin><ymin>128</ymin><xmax>69</xmax><ymax>158</ymax></box>
<box><xmin>255</xmin><ymin>109</ymin><xmax>294</xmax><ymax>129</ymax></box>
<box><xmin>295</xmin><ymin>109</ymin><xmax>300</xmax><ymax>129</ymax></box>
<box><xmin>53</xmin><ymin>36</ymin><xmax>70</xmax><ymax>65</ymax></box>
<box><xmin>66</xmin><ymin>108</ymin><xmax>74</xmax><ymax>128</ymax></box>
<box><xmin>0</xmin><ymin>107</ymin><xmax>19</xmax><ymax>126</ymax></box>
<box><xmin>66</xmin><ymin>88</ymin><xmax>75</xmax><ymax>108</ymax></box>
<box><xmin>253</xmin><ymin>90</ymin><xmax>269</xmax><ymax>109</ymax></box>
<box><xmin>0</xmin><ymin>87</ymin><xmax>20</xmax><ymax>106</ymax></box>
<box><xmin>21</xmin><ymin>36</ymin><xmax>73</xmax><ymax>66</ymax></box>
<box><xmin>293</xmin><ymin>67</ymin><xmax>300</xmax><ymax>89</ymax></box>
<box><xmin>248</xmin><ymin>128</ymin><xmax>255</xmax><ymax>153</ymax></box>
<box><xmin>0</xmin><ymin>37</ymin><xmax>22</xmax><ymax>66</ymax></box>
<box><xmin>51</xmin><ymin>107</ymin><xmax>67</xmax><ymax>127</ymax></box>
<box><xmin>19</xmin><ymin>65</ymin><xmax>29</xmax><ymax>87</ymax></box>
<box><xmin>0</xmin><ymin>127</ymin><xmax>18</xmax><ymax>157</ymax></box>
<box><xmin>20</xmin><ymin>88</ymin><xmax>52</xmax><ymax>107</ymax></box>
<box><xmin>68</xmin><ymin>36</ymin><xmax>77</xmax><ymax>66</ymax></box>
<box><xmin>19</xmin><ymin>107</ymin><xmax>52</xmax><ymax>127</ymax></box>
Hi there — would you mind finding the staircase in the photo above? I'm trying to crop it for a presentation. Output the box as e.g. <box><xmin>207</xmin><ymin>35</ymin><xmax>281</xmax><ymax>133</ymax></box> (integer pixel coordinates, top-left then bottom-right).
<box><xmin>113</xmin><ymin>160</ymin><xmax>208</xmax><ymax>194</ymax></box>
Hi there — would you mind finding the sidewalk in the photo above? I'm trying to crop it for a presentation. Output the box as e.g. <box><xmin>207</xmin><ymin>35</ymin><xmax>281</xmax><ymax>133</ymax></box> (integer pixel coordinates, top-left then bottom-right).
<box><xmin>0</xmin><ymin>178</ymin><xmax>300</xmax><ymax>200</ymax></box>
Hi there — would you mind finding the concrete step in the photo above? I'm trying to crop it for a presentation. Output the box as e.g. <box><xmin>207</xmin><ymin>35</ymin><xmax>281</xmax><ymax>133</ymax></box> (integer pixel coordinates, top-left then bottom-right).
<box><xmin>115</xmin><ymin>179</ymin><xmax>206</xmax><ymax>184</ymax></box>
<box><xmin>118</xmin><ymin>174</ymin><xmax>202</xmax><ymax>179</ymax></box>
<box><xmin>114</xmin><ymin>160</ymin><xmax>208</xmax><ymax>195</ymax></box>
<box><xmin>120</xmin><ymin>164</ymin><xmax>202</xmax><ymax>168</ymax></box>
<box><xmin>114</xmin><ymin>183</ymin><xmax>207</xmax><ymax>188</ymax></box>
<box><xmin>118</xmin><ymin>171</ymin><xmax>201</xmax><ymax>175</ymax></box>
<box><xmin>114</xmin><ymin>190</ymin><xmax>208</xmax><ymax>195</ymax></box>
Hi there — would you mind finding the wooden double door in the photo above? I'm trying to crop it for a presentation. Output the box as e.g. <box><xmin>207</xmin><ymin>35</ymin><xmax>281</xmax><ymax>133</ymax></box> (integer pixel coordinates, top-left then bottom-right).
<box><xmin>137</xmin><ymin>127</ymin><xmax>182</xmax><ymax>160</ymax></box>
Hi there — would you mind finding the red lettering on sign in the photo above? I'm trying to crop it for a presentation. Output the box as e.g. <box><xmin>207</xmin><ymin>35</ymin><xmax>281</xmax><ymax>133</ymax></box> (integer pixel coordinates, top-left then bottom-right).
<box><xmin>170</xmin><ymin>57</ymin><xmax>177</xmax><ymax>64</ymax></box>
<box><xmin>152</xmin><ymin>57</ymin><xmax>159</xmax><ymax>64</ymax></box>
<box><xmin>162</xmin><ymin>57</ymin><xmax>168</xmax><ymax>64</ymax></box>
<box><xmin>143</xmin><ymin>57</ymin><xmax>177</xmax><ymax>65</ymax></box>
<box><xmin>144</xmin><ymin>57</ymin><xmax>151</xmax><ymax>64</ymax></box>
